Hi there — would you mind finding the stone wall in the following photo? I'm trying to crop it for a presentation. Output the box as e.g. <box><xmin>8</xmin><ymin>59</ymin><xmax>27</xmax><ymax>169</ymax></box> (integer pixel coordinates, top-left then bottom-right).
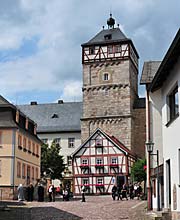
<box><xmin>81</xmin><ymin>117</ymin><xmax>132</xmax><ymax>149</ymax></box>
<box><xmin>132</xmin><ymin>107</ymin><xmax>146</xmax><ymax>158</ymax></box>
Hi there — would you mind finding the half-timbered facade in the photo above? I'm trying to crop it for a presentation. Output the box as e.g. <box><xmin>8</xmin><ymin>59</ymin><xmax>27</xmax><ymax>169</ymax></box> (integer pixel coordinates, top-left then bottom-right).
<box><xmin>72</xmin><ymin>128</ymin><xmax>136</xmax><ymax>195</ymax></box>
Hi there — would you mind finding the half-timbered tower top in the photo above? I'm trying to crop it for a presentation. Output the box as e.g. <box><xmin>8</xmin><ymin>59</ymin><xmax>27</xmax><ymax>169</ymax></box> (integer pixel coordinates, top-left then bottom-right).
<box><xmin>81</xmin><ymin>15</ymin><xmax>139</xmax><ymax>66</ymax></box>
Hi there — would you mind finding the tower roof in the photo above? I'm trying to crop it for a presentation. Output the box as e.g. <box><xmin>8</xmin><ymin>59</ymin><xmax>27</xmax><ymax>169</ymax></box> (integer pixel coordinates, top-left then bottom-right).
<box><xmin>82</xmin><ymin>28</ymin><xmax>129</xmax><ymax>46</ymax></box>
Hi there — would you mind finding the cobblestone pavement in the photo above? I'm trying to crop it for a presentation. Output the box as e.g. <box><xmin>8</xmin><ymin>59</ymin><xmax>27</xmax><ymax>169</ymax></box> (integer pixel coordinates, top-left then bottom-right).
<box><xmin>0</xmin><ymin>196</ymin><xmax>147</xmax><ymax>220</ymax></box>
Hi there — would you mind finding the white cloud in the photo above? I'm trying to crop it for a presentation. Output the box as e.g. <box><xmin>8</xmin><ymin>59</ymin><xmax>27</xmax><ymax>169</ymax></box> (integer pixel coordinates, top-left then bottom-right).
<box><xmin>0</xmin><ymin>0</ymin><xmax>180</xmax><ymax>103</ymax></box>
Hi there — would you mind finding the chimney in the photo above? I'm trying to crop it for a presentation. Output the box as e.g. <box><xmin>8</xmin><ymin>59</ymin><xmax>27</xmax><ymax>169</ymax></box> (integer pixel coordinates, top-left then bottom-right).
<box><xmin>30</xmin><ymin>101</ymin><xmax>37</xmax><ymax>105</ymax></box>
<box><xmin>58</xmin><ymin>100</ymin><xmax>63</xmax><ymax>104</ymax></box>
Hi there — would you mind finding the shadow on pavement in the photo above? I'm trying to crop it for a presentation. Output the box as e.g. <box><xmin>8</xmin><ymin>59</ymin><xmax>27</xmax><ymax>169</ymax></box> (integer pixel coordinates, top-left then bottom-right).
<box><xmin>0</xmin><ymin>206</ymin><xmax>83</xmax><ymax>220</ymax></box>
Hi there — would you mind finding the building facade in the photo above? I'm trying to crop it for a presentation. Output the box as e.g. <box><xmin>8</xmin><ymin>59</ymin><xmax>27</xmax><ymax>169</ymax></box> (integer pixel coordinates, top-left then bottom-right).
<box><xmin>72</xmin><ymin>128</ymin><xmax>136</xmax><ymax>195</ymax></box>
<box><xmin>18</xmin><ymin>101</ymin><xmax>82</xmax><ymax>186</ymax></box>
<box><xmin>72</xmin><ymin>15</ymin><xmax>146</xmax><ymax>194</ymax></box>
<box><xmin>0</xmin><ymin>96</ymin><xmax>41</xmax><ymax>199</ymax></box>
<box><xmin>141</xmin><ymin>29</ymin><xmax>180</xmax><ymax>219</ymax></box>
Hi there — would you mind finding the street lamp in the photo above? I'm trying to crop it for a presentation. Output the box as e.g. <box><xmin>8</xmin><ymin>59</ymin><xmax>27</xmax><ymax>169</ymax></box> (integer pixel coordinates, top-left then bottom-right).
<box><xmin>146</xmin><ymin>141</ymin><xmax>160</xmax><ymax>211</ymax></box>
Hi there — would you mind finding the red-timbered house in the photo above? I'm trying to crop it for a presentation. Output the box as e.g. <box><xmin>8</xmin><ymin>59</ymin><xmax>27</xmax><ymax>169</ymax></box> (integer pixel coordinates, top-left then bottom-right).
<box><xmin>72</xmin><ymin>128</ymin><xmax>136</xmax><ymax>195</ymax></box>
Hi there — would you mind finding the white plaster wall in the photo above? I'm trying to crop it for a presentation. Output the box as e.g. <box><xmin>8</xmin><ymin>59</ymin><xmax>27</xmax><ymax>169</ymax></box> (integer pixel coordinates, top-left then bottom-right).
<box><xmin>38</xmin><ymin>132</ymin><xmax>81</xmax><ymax>165</ymax></box>
<box><xmin>161</xmin><ymin>59</ymin><xmax>180</xmax><ymax>211</ymax></box>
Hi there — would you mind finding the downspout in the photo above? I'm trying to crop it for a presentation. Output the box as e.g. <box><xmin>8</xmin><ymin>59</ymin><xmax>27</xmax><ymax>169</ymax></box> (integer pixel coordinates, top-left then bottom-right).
<box><xmin>146</xmin><ymin>87</ymin><xmax>152</xmax><ymax>210</ymax></box>
<box><xmin>11</xmin><ymin>128</ymin><xmax>16</xmax><ymax>199</ymax></box>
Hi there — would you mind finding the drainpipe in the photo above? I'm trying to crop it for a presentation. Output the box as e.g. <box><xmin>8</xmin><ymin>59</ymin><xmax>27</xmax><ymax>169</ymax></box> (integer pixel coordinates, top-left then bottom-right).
<box><xmin>146</xmin><ymin>88</ymin><xmax>152</xmax><ymax>210</ymax></box>
<box><xmin>11</xmin><ymin>128</ymin><xmax>16</xmax><ymax>199</ymax></box>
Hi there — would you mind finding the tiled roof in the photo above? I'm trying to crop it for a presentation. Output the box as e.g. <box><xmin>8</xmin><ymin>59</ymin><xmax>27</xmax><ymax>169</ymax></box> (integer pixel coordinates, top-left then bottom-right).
<box><xmin>82</xmin><ymin>28</ymin><xmax>128</xmax><ymax>46</ymax></box>
<box><xmin>18</xmin><ymin>102</ymin><xmax>83</xmax><ymax>133</ymax></box>
<box><xmin>140</xmin><ymin>61</ymin><xmax>161</xmax><ymax>84</ymax></box>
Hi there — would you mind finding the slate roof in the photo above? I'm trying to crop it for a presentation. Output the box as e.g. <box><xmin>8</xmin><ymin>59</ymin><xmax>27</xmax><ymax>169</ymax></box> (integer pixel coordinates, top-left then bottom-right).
<box><xmin>82</xmin><ymin>28</ymin><xmax>128</xmax><ymax>46</ymax></box>
<box><xmin>18</xmin><ymin>102</ymin><xmax>83</xmax><ymax>133</ymax></box>
<box><xmin>140</xmin><ymin>61</ymin><xmax>161</xmax><ymax>85</ymax></box>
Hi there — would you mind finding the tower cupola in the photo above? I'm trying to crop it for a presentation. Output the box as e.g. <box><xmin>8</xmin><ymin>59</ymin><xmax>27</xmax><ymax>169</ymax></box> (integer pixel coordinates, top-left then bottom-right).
<box><xmin>107</xmin><ymin>13</ymin><xmax>115</xmax><ymax>29</ymax></box>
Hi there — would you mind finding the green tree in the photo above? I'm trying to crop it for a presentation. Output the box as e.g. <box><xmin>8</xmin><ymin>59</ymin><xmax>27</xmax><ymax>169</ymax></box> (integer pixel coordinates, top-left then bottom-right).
<box><xmin>131</xmin><ymin>158</ymin><xmax>146</xmax><ymax>183</ymax></box>
<box><xmin>41</xmin><ymin>142</ymin><xmax>65</xmax><ymax>180</ymax></box>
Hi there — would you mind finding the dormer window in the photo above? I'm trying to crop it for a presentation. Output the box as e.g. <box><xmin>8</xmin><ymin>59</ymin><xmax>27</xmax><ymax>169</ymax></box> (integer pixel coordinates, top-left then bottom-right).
<box><xmin>104</xmin><ymin>34</ymin><xmax>112</xmax><ymax>40</ymax></box>
<box><xmin>52</xmin><ymin>114</ymin><xmax>58</xmax><ymax>118</ymax></box>
<box><xmin>89</xmin><ymin>46</ymin><xmax>95</xmax><ymax>55</ymax></box>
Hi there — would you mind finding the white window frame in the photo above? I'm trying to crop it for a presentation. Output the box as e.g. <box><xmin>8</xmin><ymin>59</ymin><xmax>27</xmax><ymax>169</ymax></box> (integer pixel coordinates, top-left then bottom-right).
<box><xmin>97</xmin><ymin>178</ymin><xmax>103</xmax><ymax>184</ymax></box>
<box><xmin>82</xmin><ymin>158</ymin><xmax>88</xmax><ymax>165</ymax></box>
<box><xmin>96</xmin><ymin>158</ymin><xmax>103</xmax><ymax>165</ymax></box>
<box><xmin>111</xmin><ymin>157</ymin><xmax>118</xmax><ymax>164</ymax></box>
<box><xmin>68</xmin><ymin>138</ymin><xmax>75</xmax><ymax>148</ymax></box>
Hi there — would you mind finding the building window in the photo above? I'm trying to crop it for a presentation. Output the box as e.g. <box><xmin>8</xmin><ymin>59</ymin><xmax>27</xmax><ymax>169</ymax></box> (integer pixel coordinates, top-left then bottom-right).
<box><xmin>23</xmin><ymin>138</ymin><xmax>26</xmax><ymax>148</ymax></box>
<box><xmin>167</xmin><ymin>85</ymin><xmax>179</xmax><ymax>122</ymax></box>
<box><xmin>18</xmin><ymin>135</ymin><xmax>22</xmax><ymax>147</ymax></box>
<box><xmin>36</xmin><ymin>145</ymin><xmax>39</xmax><ymax>155</ymax></box>
<box><xmin>97</xmin><ymin>178</ymin><xmax>103</xmax><ymax>185</ymax></box>
<box><xmin>67</xmin><ymin>156</ymin><xmax>72</xmax><ymax>166</ymax></box>
<box><xmin>103</xmin><ymin>73</ymin><xmax>109</xmax><ymax>81</ymax></box>
<box><xmin>28</xmin><ymin>141</ymin><xmax>31</xmax><ymax>153</ymax></box>
<box><xmin>0</xmin><ymin>160</ymin><xmax>2</xmax><ymax>176</ymax></box>
<box><xmin>36</xmin><ymin>167</ymin><xmax>38</xmax><ymax>180</ymax></box>
<box><xmin>41</xmin><ymin>139</ymin><xmax>48</xmax><ymax>144</ymax></box>
<box><xmin>115</xmin><ymin>45</ymin><xmax>121</xmax><ymax>53</ymax></box>
<box><xmin>32</xmin><ymin>167</ymin><xmax>34</xmax><ymax>180</ymax></box>
<box><xmin>82</xmin><ymin>158</ymin><xmax>88</xmax><ymax>165</ymax></box>
<box><xmin>68</xmin><ymin>138</ymin><xmax>75</xmax><ymax>148</ymax></box>
<box><xmin>96</xmin><ymin>158</ymin><xmax>103</xmax><ymax>165</ymax></box>
<box><xmin>104</xmin><ymin>34</ymin><xmax>112</xmax><ymax>40</ymax></box>
<box><xmin>107</xmin><ymin>45</ymin><xmax>113</xmax><ymax>54</ymax></box>
<box><xmin>111</xmin><ymin>157</ymin><xmax>118</xmax><ymax>164</ymax></box>
<box><xmin>22</xmin><ymin>163</ymin><xmax>26</xmax><ymax>179</ymax></box>
<box><xmin>54</xmin><ymin>138</ymin><xmax>61</xmax><ymax>147</ymax></box>
<box><xmin>82</xmin><ymin>178</ymin><xmax>89</xmax><ymax>185</ymax></box>
<box><xmin>25</xmin><ymin>118</ymin><xmax>29</xmax><ymax>130</ymax></box>
<box><xmin>89</xmin><ymin>46</ymin><xmax>95</xmax><ymax>55</ymax></box>
<box><xmin>17</xmin><ymin>162</ymin><xmax>21</xmax><ymax>178</ymax></box>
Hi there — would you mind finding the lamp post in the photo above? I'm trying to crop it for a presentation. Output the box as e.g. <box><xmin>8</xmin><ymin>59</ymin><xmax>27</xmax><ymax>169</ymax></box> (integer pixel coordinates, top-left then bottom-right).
<box><xmin>146</xmin><ymin>141</ymin><xmax>160</xmax><ymax>211</ymax></box>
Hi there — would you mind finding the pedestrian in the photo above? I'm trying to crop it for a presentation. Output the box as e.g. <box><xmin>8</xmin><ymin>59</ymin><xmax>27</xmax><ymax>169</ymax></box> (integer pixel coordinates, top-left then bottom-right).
<box><xmin>117</xmin><ymin>185</ymin><xmax>122</xmax><ymax>200</ymax></box>
<box><xmin>52</xmin><ymin>185</ymin><xmax>56</xmax><ymax>202</ymax></box>
<box><xmin>121</xmin><ymin>183</ymin><xmax>128</xmax><ymax>200</ymax></box>
<box><xmin>27</xmin><ymin>183</ymin><xmax>34</xmax><ymax>201</ymax></box>
<box><xmin>17</xmin><ymin>184</ymin><xmax>24</xmax><ymax>202</ymax></box>
<box><xmin>129</xmin><ymin>183</ymin><xmax>134</xmax><ymax>199</ymax></box>
<box><xmin>38</xmin><ymin>183</ymin><xmax>44</xmax><ymax>202</ymax></box>
<box><xmin>111</xmin><ymin>184</ymin><xmax>117</xmax><ymax>201</ymax></box>
<box><xmin>81</xmin><ymin>184</ymin><xmax>86</xmax><ymax>202</ymax></box>
<box><xmin>136</xmin><ymin>183</ymin><xmax>142</xmax><ymax>200</ymax></box>
<box><xmin>48</xmin><ymin>184</ymin><xmax>53</xmax><ymax>202</ymax></box>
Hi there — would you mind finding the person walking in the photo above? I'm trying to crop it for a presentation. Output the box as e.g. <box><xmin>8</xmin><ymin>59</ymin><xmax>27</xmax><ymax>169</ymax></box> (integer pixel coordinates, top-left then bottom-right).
<box><xmin>121</xmin><ymin>183</ymin><xmax>128</xmax><ymax>200</ymax></box>
<box><xmin>52</xmin><ymin>185</ymin><xmax>56</xmax><ymax>202</ymax></box>
<box><xmin>112</xmin><ymin>184</ymin><xmax>117</xmax><ymax>201</ymax></box>
<box><xmin>17</xmin><ymin>184</ymin><xmax>25</xmax><ymax>202</ymax></box>
<box><xmin>38</xmin><ymin>183</ymin><xmax>44</xmax><ymax>202</ymax></box>
<box><xmin>48</xmin><ymin>184</ymin><xmax>53</xmax><ymax>202</ymax></box>
<box><xmin>81</xmin><ymin>184</ymin><xmax>86</xmax><ymax>202</ymax></box>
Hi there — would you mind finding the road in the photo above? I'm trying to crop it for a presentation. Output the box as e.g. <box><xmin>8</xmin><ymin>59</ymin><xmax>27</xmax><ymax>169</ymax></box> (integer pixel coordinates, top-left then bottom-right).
<box><xmin>0</xmin><ymin>195</ymin><xmax>147</xmax><ymax>220</ymax></box>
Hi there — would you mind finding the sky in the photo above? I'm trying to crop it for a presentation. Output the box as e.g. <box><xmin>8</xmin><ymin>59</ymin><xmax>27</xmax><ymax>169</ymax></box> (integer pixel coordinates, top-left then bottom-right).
<box><xmin>0</xmin><ymin>0</ymin><xmax>180</xmax><ymax>105</ymax></box>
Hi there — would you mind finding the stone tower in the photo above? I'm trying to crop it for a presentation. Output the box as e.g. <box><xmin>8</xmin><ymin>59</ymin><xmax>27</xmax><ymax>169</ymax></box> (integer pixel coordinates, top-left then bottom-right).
<box><xmin>81</xmin><ymin>15</ymin><xmax>145</xmax><ymax>157</ymax></box>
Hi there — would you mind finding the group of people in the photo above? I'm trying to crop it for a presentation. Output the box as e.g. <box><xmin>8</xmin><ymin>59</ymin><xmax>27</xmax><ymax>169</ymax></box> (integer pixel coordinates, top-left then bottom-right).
<box><xmin>17</xmin><ymin>183</ymin><xmax>45</xmax><ymax>202</ymax></box>
<box><xmin>112</xmin><ymin>182</ymin><xmax>142</xmax><ymax>201</ymax></box>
